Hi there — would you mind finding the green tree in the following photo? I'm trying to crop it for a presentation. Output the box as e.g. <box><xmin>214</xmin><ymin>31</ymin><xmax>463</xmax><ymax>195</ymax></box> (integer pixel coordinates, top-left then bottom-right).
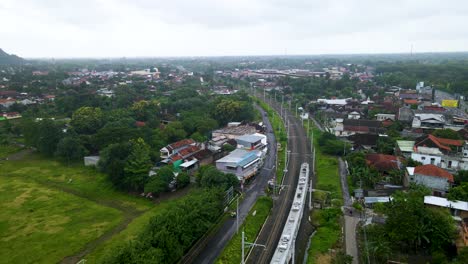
<box><xmin>198</xmin><ymin>166</ymin><xmax>238</xmax><ymax>189</ymax></box>
<box><xmin>454</xmin><ymin>170</ymin><xmax>468</xmax><ymax>184</ymax></box>
<box><xmin>376</xmin><ymin>136</ymin><xmax>396</xmax><ymax>155</ymax></box>
<box><xmin>432</xmin><ymin>129</ymin><xmax>462</xmax><ymax>140</ymax></box>
<box><xmin>144</xmin><ymin>166</ymin><xmax>174</xmax><ymax>195</ymax></box>
<box><xmin>163</xmin><ymin>121</ymin><xmax>187</xmax><ymax>143</ymax></box>
<box><xmin>94</xmin><ymin>125</ymin><xmax>140</xmax><ymax>150</ymax></box>
<box><xmin>448</xmin><ymin>182</ymin><xmax>468</xmax><ymax>201</ymax></box>
<box><xmin>214</xmin><ymin>99</ymin><xmax>242</xmax><ymax>125</ymax></box>
<box><xmin>144</xmin><ymin>177</ymin><xmax>169</xmax><ymax>195</ymax></box>
<box><xmin>455</xmin><ymin>247</ymin><xmax>468</xmax><ymax>264</ymax></box>
<box><xmin>124</xmin><ymin>138</ymin><xmax>152</xmax><ymax>191</ymax></box>
<box><xmin>131</xmin><ymin>100</ymin><xmax>160</xmax><ymax>122</ymax></box>
<box><xmin>385</xmin><ymin>189</ymin><xmax>455</xmax><ymax>252</ymax></box>
<box><xmin>55</xmin><ymin>136</ymin><xmax>88</xmax><ymax>164</ymax></box>
<box><xmin>36</xmin><ymin>119</ymin><xmax>63</xmax><ymax>156</ymax></box>
<box><xmin>176</xmin><ymin>172</ymin><xmax>190</xmax><ymax>189</ymax></box>
<box><xmin>98</xmin><ymin>142</ymin><xmax>132</xmax><ymax>190</ymax></box>
<box><xmin>71</xmin><ymin>106</ymin><xmax>104</xmax><ymax>134</ymax></box>
<box><xmin>332</xmin><ymin>252</ymin><xmax>353</xmax><ymax>264</ymax></box>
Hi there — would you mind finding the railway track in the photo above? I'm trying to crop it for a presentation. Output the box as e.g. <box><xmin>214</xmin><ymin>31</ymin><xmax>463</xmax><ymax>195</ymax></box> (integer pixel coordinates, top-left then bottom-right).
<box><xmin>247</xmin><ymin>98</ymin><xmax>310</xmax><ymax>263</ymax></box>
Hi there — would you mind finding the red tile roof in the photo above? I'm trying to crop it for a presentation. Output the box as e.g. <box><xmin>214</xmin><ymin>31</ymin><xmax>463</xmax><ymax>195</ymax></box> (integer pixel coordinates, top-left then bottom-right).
<box><xmin>366</xmin><ymin>154</ymin><xmax>400</xmax><ymax>172</ymax></box>
<box><xmin>404</xmin><ymin>99</ymin><xmax>419</xmax><ymax>105</ymax></box>
<box><xmin>178</xmin><ymin>145</ymin><xmax>200</xmax><ymax>158</ymax></box>
<box><xmin>435</xmin><ymin>136</ymin><xmax>464</xmax><ymax>147</ymax></box>
<box><xmin>415</xmin><ymin>134</ymin><xmax>464</xmax><ymax>152</ymax></box>
<box><xmin>414</xmin><ymin>164</ymin><xmax>454</xmax><ymax>182</ymax></box>
<box><xmin>135</xmin><ymin>121</ymin><xmax>146</xmax><ymax>127</ymax></box>
<box><xmin>167</xmin><ymin>139</ymin><xmax>195</xmax><ymax>151</ymax></box>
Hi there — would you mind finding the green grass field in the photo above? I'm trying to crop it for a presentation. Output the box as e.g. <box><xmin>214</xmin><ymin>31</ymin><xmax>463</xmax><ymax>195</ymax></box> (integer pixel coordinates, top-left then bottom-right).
<box><xmin>0</xmin><ymin>153</ymin><xmax>157</xmax><ymax>263</ymax></box>
<box><xmin>0</xmin><ymin>176</ymin><xmax>122</xmax><ymax>264</ymax></box>
<box><xmin>85</xmin><ymin>200</ymin><xmax>174</xmax><ymax>263</ymax></box>
<box><xmin>0</xmin><ymin>154</ymin><xmax>152</xmax><ymax>211</ymax></box>
<box><xmin>216</xmin><ymin>196</ymin><xmax>273</xmax><ymax>264</ymax></box>
<box><xmin>0</xmin><ymin>144</ymin><xmax>23</xmax><ymax>158</ymax></box>
<box><xmin>306</xmin><ymin>127</ymin><xmax>343</xmax><ymax>264</ymax></box>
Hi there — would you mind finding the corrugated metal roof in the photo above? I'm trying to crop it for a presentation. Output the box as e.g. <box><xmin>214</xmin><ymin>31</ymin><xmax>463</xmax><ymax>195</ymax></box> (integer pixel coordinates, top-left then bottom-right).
<box><xmin>424</xmin><ymin>196</ymin><xmax>468</xmax><ymax>211</ymax></box>
<box><xmin>236</xmin><ymin>134</ymin><xmax>263</xmax><ymax>143</ymax></box>
<box><xmin>397</xmin><ymin>140</ymin><xmax>415</xmax><ymax>152</ymax></box>
<box><xmin>216</xmin><ymin>149</ymin><xmax>260</xmax><ymax>167</ymax></box>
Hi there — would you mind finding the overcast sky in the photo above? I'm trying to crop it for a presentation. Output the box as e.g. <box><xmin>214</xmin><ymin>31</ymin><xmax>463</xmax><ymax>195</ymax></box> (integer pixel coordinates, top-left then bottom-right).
<box><xmin>1</xmin><ymin>0</ymin><xmax>468</xmax><ymax>58</ymax></box>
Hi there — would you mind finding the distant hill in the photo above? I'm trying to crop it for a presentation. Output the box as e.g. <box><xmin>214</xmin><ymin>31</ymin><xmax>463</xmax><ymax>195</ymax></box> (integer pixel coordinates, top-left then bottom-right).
<box><xmin>0</xmin><ymin>48</ymin><xmax>25</xmax><ymax>65</ymax></box>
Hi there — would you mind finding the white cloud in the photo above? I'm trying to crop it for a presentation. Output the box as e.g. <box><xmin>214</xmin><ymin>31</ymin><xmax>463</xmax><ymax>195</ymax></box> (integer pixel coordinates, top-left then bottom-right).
<box><xmin>1</xmin><ymin>0</ymin><xmax>467</xmax><ymax>57</ymax></box>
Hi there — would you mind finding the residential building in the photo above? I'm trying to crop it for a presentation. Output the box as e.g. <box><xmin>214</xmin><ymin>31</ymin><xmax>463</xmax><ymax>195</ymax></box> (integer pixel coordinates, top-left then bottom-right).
<box><xmin>160</xmin><ymin>139</ymin><xmax>197</xmax><ymax>161</ymax></box>
<box><xmin>337</xmin><ymin>119</ymin><xmax>384</xmax><ymax>136</ymax></box>
<box><xmin>395</xmin><ymin>140</ymin><xmax>415</xmax><ymax>158</ymax></box>
<box><xmin>347</xmin><ymin>133</ymin><xmax>379</xmax><ymax>150</ymax></box>
<box><xmin>2</xmin><ymin>112</ymin><xmax>21</xmax><ymax>119</ymax></box>
<box><xmin>376</xmin><ymin>113</ymin><xmax>396</xmax><ymax>122</ymax></box>
<box><xmin>0</xmin><ymin>98</ymin><xmax>16</xmax><ymax>108</ymax></box>
<box><xmin>410</xmin><ymin>134</ymin><xmax>468</xmax><ymax>171</ymax></box>
<box><xmin>366</xmin><ymin>154</ymin><xmax>402</xmax><ymax>173</ymax></box>
<box><xmin>403</xmin><ymin>99</ymin><xmax>419</xmax><ymax>108</ymax></box>
<box><xmin>211</xmin><ymin>123</ymin><xmax>260</xmax><ymax>139</ymax></box>
<box><xmin>398</xmin><ymin>107</ymin><xmax>414</xmax><ymax>122</ymax></box>
<box><xmin>179</xmin><ymin>159</ymin><xmax>199</xmax><ymax>175</ymax></box>
<box><xmin>424</xmin><ymin>196</ymin><xmax>468</xmax><ymax>247</ymax></box>
<box><xmin>347</xmin><ymin>111</ymin><xmax>361</xmax><ymax>120</ymax></box>
<box><xmin>235</xmin><ymin>133</ymin><xmax>267</xmax><ymax>153</ymax></box>
<box><xmin>84</xmin><ymin>156</ymin><xmax>100</xmax><ymax>166</ymax></box>
<box><xmin>405</xmin><ymin>165</ymin><xmax>454</xmax><ymax>196</ymax></box>
<box><xmin>424</xmin><ymin>196</ymin><xmax>468</xmax><ymax>221</ymax></box>
<box><xmin>216</xmin><ymin>149</ymin><xmax>261</xmax><ymax>181</ymax></box>
<box><xmin>412</xmin><ymin>113</ymin><xmax>445</xmax><ymax>129</ymax></box>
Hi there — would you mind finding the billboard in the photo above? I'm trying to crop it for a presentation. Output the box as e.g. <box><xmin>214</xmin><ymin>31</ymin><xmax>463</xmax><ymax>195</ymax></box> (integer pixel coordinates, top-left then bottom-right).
<box><xmin>442</xmin><ymin>100</ymin><xmax>458</xmax><ymax>108</ymax></box>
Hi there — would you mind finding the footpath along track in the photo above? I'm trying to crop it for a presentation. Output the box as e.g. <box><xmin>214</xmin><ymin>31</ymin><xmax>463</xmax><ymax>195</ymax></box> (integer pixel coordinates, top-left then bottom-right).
<box><xmin>247</xmin><ymin>98</ymin><xmax>310</xmax><ymax>264</ymax></box>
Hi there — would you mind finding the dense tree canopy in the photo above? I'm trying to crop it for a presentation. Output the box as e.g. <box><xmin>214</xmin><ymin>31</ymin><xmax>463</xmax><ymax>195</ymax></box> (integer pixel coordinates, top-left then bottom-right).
<box><xmin>55</xmin><ymin>135</ymin><xmax>88</xmax><ymax>163</ymax></box>
<box><xmin>101</xmin><ymin>188</ymin><xmax>225</xmax><ymax>264</ymax></box>
<box><xmin>71</xmin><ymin>106</ymin><xmax>104</xmax><ymax>134</ymax></box>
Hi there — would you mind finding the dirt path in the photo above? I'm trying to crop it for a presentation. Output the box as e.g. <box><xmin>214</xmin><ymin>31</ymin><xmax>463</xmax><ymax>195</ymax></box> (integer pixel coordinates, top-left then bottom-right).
<box><xmin>4</xmin><ymin>148</ymin><xmax>33</xmax><ymax>160</ymax></box>
<box><xmin>60</xmin><ymin>186</ymin><xmax>192</xmax><ymax>264</ymax></box>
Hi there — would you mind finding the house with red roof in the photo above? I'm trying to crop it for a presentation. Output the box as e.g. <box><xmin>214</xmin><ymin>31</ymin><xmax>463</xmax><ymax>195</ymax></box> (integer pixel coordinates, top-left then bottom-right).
<box><xmin>403</xmin><ymin>99</ymin><xmax>419</xmax><ymax>108</ymax></box>
<box><xmin>410</xmin><ymin>134</ymin><xmax>468</xmax><ymax>171</ymax></box>
<box><xmin>405</xmin><ymin>164</ymin><xmax>454</xmax><ymax>196</ymax></box>
<box><xmin>2</xmin><ymin>112</ymin><xmax>21</xmax><ymax>119</ymax></box>
<box><xmin>366</xmin><ymin>153</ymin><xmax>402</xmax><ymax>173</ymax></box>
<box><xmin>159</xmin><ymin>139</ymin><xmax>207</xmax><ymax>169</ymax></box>
<box><xmin>0</xmin><ymin>98</ymin><xmax>16</xmax><ymax>108</ymax></box>
<box><xmin>160</xmin><ymin>139</ymin><xmax>196</xmax><ymax>160</ymax></box>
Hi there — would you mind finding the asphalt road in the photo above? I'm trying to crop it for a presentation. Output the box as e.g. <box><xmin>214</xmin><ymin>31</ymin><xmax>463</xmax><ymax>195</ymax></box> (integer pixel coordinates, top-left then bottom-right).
<box><xmin>339</xmin><ymin>158</ymin><xmax>359</xmax><ymax>264</ymax></box>
<box><xmin>339</xmin><ymin>159</ymin><xmax>352</xmax><ymax>207</ymax></box>
<box><xmin>190</xmin><ymin>105</ymin><xmax>277</xmax><ymax>264</ymax></box>
<box><xmin>247</xmin><ymin>98</ymin><xmax>310</xmax><ymax>264</ymax></box>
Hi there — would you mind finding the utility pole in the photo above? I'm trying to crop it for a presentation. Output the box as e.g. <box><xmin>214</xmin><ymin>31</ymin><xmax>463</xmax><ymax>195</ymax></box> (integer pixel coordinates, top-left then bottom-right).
<box><xmin>312</xmin><ymin>148</ymin><xmax>316</xmax><ymax>173</ymax></box>
<box><xmin>242</xmin><ymin>231</ymin><xmax>245</xmax><ymax>264</ymax></box>
<box><xmin>309</xmin><ymin>176</ymin><xmax>312</xmax><ymax>210</ymax></box>
<box><xmin>241</xmin><ymin>230</ymin><xmax>266</xmax><ymax>264</ymax></box>
<box><xmin>236</xmin><ymin>196</ymin><xmax>239</xmax><ymax>234</ymax></box>
<box><xmin>281</xmin><ymin>95</ymin><xmax>284</xmax><ymax>118</ymax></box>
